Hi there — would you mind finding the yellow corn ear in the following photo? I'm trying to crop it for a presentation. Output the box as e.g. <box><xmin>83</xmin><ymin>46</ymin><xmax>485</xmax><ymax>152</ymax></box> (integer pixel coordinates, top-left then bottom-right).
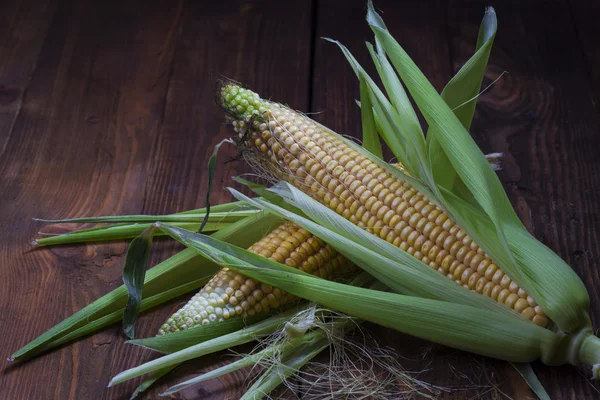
<box><xmin>221</xmin><ymin>84</ymin><xmax>549</xmax><ymax>328</ymax></box>
<box><xmin>158</xmin><ymin>222</ymin><xmax>355</xmax><ymax>334</ymax></box>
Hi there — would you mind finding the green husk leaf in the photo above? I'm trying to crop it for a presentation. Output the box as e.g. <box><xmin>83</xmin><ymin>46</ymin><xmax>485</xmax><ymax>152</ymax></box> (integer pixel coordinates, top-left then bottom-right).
<box><xmin>231</xmin><ymin>185</ymin><xmax>516</xmax><ymax>318</ymax></box>
<box><xmin>511</xmin><ymin>363</ymin><xmax>551</xmax><ymax>400</ymax></box>
<box><xmin>34</xmin><ymin>222</ymin><xmax>227</xmax><ymax>246</ymax></box>
<box><xmin>365</xmin><ymin>1</ymin><xmax>589</xmax><ymax>331</ymax></box>
<box><xmin>365</xmin><ymin>41</ymin><xmax>435</xmax><ymax>190</ymax></box>
<box><xmin>200</xmin><ymin>138</ymin><xmax>233</xmax><ymax>233</ymax></box>
<box><xmin>122</xmin><ymin>225</ymin><xmax>156</xmax><ymax>339</ymax></box>
<box><xmin>11</xmin><ymin>212</ymin><xmax>283</xmax><ymax>361</ymax></box>
<box><xmin>33</xmin><ymin>206</ymin><xmax>256</xmax><ymax>224</ymax></box>
<box><xmin>161</xmin><ymin>274</ymin><xmax>373</xmax><ymax>397</ymax></box>
<box><xmin>240</xmin><ymin>334</ymin><xmax>330</xmax><ymax>400</ymax></box>
<box><xmin>359</xmin><ymin>74</ymin><xmax>383</xmax><ymax>159</ymax></box>
<box><xmin>427</xmin><ymin>6</ymin><xmax>497</xmax><ymax>197</ymax></box>
<box><xmin>109</xmin><ymin>305</ymin><xmax>310</xmax><ymax>386</ymax></box>
<box><xmin>160</xmin><ymin>340</ymin><xmax>287</xmax><ymax>396</ymax></box>
<box><xmin>152</xmin><ymin>224</ymin><xmax>561</xmax><ymax>365</ymax></box>
<box><xmin>130</xmin><ymin>312</ymin><xmax>275</xmax><ymax>354</ymax></box>
<box><xmin>131</xmin><ymin>366</ymin><xmax>176</xmax><ymax>399</ymax></box>
<box><xmin>323</xmin><ymin>38</ymin><xmax>413</xmax><ymax>175</ymax></box>
<box><xmin>49</xmin><ymin>277</ymin><xmax>209</xmax><ymax>352</ymax></box>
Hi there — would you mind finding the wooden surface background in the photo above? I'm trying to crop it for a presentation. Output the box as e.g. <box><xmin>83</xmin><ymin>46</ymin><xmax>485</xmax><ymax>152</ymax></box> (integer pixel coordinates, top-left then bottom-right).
<box><xmin>1</xmin><ymin>0</ymin><xmax>600</xmax><ymax>398</ymax></box>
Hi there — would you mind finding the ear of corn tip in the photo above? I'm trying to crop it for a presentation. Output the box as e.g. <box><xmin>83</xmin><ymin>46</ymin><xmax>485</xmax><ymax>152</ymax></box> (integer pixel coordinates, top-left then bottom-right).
<box><xmin>158</xmin><ymin>222</ymin><xmax>355</xmax><ymax>335</ymax></box>
<box><xmin>219</xmin><ymin>84</ymin><xmax>549</xmax><ymax>328</ymax></box>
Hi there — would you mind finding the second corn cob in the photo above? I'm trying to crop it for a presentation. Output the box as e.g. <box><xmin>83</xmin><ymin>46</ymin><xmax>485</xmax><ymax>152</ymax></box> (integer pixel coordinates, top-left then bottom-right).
<box><xmin>221</xmin><ymin>84</ymin><xmax>549</xmax><ymax>327</ymax></box>
<box><xmin>159</xmin><ymin>221</ymin><xmax>355</xmax><ymax>335</ymax></box>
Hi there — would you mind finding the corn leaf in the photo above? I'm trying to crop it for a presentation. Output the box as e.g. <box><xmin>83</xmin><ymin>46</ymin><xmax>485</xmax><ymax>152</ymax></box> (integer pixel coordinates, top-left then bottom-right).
<box><xmin>49</xmin><ymin>277</ymin><xmax>209</xmax><ymax>351</ymax></box>
<box><xmin>358</xmin><ymin>74</ymin><xmax>383</xmax><ymax>159</ymax></box>
<box><xmin>365</xmin><ymin>42</ymin><xmax>435</xmax><ymax>189</ymax></box>
<box><xmin>109</xmin><ymin>305</ymin><xmax>310</xmax><ymax>385</ymax></box>
<box><xmin>11</xmin><ymin>212</ymin><xmax>282</xmax><ymax>361</ymax></box>
<box><xmin>324</xmin><ymin>38</ymin><xmax>413</xmax><ymax>175</ymax></box>
<box><xmin>33</xmin><ymin>202</ymin><xmax>256</xmax><ymax>224</ymax></box>
<box><xmin>366</xmin><ymin>1</ymin><xmax>589</xmax><ymax>331</ymax></box>
<box><xmin>152</xmin><ymin>224</ymin><xmax>561</xmax><ymax>366</ymax></box>
<box><xmin>161</xmin><ymin>339</ymin><xmax>287</xmax><ymax>396</ymax></box>
<box><xmin>511</xmin><ymin>363</ymin><xmax>551</xmax><ymax>400</ymax></box>
<box><xmin>122</xmin><ymin>226</ymin><xmax>156</xmax><ymax>339</ymax></box>
<box><xmin>231</xmin><ymin>185</ymin><xmax>515</xmax><ymax>319</ymax></box>
<box><xmin>427</xmin><ymin>6</ymin><xmax>497</xmax><ymax>197</ymax></box>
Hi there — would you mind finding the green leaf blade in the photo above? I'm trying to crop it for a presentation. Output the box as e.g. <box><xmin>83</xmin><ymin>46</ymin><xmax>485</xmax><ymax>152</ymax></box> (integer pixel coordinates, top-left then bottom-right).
<box><xmin>155</xmin><ymin>224</ymin><xmax>561</xmax><ymax>366</ymax></box>
<box><xmin>122</xmin><ymin>226</ymin><xmax>156</xmax><ymax>339</ymax></box>
<box><xmin>359</xmin><ymin>74</ymin><xmax>383</xmax><ymax>159</ymax></box>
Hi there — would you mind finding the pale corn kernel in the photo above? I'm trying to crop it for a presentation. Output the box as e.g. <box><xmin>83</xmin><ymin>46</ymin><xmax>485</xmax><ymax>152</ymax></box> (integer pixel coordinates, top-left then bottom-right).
<box><xmin>158</xmin><ymin>221</ymin><xmax>356</xmax><ymax>335</ymax></box>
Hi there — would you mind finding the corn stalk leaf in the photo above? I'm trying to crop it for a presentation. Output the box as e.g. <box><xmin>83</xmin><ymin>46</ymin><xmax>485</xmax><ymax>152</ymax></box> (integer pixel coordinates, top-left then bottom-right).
<box><xmin>427</xmin><ymin>6</ymin><xmax>497</xmax><ymax>197</ymax></box>
<box><xmin>130</xmin><ymin>366</ymin><xmax>175</xmax><ymax>399</ymax></box>
<box><xmin>231</xmin><ymin>184</ymin><xmax>515</xmax><ymax>319</ymax></box>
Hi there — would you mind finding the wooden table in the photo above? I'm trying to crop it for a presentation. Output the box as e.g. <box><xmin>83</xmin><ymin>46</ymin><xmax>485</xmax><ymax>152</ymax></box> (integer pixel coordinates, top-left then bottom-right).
<box><xmin>2</xmin><ymin>1</ymin><xmax>599</xmax><ymax>398</ymax></box>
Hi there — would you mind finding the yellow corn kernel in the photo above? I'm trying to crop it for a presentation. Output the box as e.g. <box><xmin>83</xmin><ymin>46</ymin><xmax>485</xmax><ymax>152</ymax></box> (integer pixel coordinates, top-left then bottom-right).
<box><xmin>222</xmin><ymin>85</ymin><xmax>549</xmax><ymax>327</ymax></box>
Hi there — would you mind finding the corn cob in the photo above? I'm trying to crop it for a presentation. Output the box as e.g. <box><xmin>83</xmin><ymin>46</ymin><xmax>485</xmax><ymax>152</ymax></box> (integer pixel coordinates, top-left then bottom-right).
<box><xmin>221</xmin><ymin>84</ymin><xmax>549</xmax><ymax>327</ymax></box>
<box><xmin>158</xmin><ymin>222</ymin><xmax>355</xmax><ymax>335</ymax></box>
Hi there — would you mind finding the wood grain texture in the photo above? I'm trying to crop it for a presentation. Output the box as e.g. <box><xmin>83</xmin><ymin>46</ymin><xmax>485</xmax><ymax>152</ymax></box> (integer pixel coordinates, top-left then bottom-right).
<box><xmin>0</xmin><ymin>0</ymin><xmax>313</xmax><ymax>399</ymax></box>
<box><xmin>2</xmin><ymin>0</ymin><xmax>600</xmax><ymax>399</ymax></box>
<box><xmin>0</xmin><ymin>0</ymin><xmax>58</xmax><ymax>157</ymax></box>
<box><xmin>569</xmin><ymin>0</ymin><xmax>600</xmax><ymax>113</ymax></box>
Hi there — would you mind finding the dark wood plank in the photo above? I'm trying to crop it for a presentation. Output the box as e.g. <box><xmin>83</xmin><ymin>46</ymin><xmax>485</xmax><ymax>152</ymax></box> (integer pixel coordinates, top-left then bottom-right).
<box><xmin>0</xmin><ymin>0</ymin><xmax>184</xmax><ymax>398</ymax></box>
<box><xmin>0</xmin><ymin>0</ymin><xmax>58</xmax><ymax>156</ymax></box>
<box><xmin>569</xmin><ymin>0</ymin><xmax>600</xmax><ymax>113</ymax></box>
